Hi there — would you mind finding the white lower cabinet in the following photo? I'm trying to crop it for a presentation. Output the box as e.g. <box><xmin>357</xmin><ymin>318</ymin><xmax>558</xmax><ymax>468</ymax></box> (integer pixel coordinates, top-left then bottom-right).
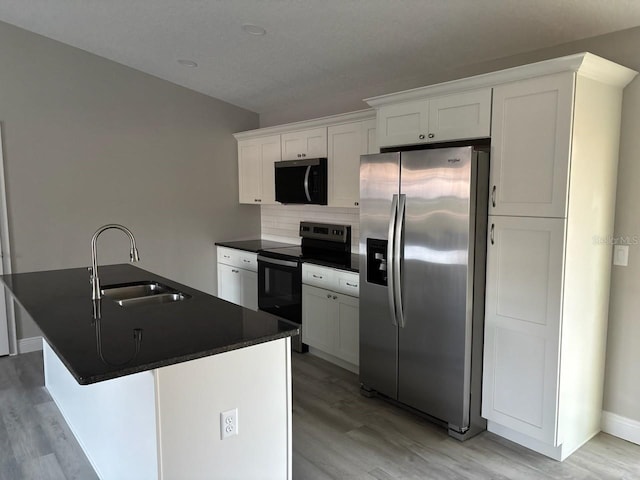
<box><xmin>482</xmin><ymin>216</ymin><xmax>565</xmax><ymax>445</ymax></box>
<box><xmin>302</xmin><ymin>264</ymin><xmax>359</xmax><ymax>369</ymax></box>
<box><xmin>216</xmin><ymin>247</ymin><xmax>258</xmax><ymax>310</ymax></box>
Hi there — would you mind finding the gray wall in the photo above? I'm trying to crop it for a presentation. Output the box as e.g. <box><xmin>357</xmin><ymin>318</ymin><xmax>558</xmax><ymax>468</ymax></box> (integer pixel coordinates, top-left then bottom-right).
<box><xmin>259</xmin><ymin>26</ymin><xmax>640</xmax><ymax>424</ymax></box>
<box><xmin>0</xmin><ymin>21</ymin><xmax>261</xmax><ymax>339</ymax></box>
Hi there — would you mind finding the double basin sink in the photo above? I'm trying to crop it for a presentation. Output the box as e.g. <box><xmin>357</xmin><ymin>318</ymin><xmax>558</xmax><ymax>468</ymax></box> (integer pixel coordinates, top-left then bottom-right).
<box><xmin>101</xmin><ymin>281</ymin><xmax>190</xmax><ymax>308</ymax></box>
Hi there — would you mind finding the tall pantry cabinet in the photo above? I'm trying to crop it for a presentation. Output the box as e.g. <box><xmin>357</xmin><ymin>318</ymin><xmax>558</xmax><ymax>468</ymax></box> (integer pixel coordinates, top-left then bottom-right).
<box><xmin>482</xmin><ymin>57</ymin><xmax>636</xmax><ymax>460</ymax></box>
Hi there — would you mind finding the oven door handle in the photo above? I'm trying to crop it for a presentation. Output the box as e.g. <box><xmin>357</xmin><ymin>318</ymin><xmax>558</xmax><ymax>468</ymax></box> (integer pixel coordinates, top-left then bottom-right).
<box><xmin>257</xmin><ymin>255</ymin><xmax>299</xmax><ymax>268</ymax></box>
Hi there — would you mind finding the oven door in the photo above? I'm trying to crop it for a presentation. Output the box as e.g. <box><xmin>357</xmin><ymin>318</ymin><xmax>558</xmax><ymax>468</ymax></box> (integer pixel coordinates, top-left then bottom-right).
<box><xmin>257</xmin><ymin>255</ymin><xmax>302</xmax><ymax>323</ymax></box>
<box><xmin>258</xmin><ymin>255</ymin><xmax>306</xmax><ymax>353</ymax></box>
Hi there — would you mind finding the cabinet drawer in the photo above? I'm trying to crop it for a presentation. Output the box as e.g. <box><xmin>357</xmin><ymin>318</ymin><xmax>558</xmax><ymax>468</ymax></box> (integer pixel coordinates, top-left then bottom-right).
<box><xmin>236</xmin><ymin>251</ymin><xmax>257</xmax><ymax>272</ymax></box>
<box><xmin>302</xmin><ymin>263</ymin><xmax>359</xmax><ymax>297</ymax></box>
<box><xmin>217</xmin><ymin>247</ymin><xmax>257</xmax><ymax>272</ymax></box>
<box><xmin>217</xmin><ymin>247</ymin><xmax>239</xmax><ymax>265</ymax></box>
<box><xmin>303</xmin><ymin>264</ymin><xmax>334</xmax><ymax>289</ymax></box>
<box><xmin>336</xmin><ymin>273</ymin><xmax>359</xmax><ymax>297</ymax></box>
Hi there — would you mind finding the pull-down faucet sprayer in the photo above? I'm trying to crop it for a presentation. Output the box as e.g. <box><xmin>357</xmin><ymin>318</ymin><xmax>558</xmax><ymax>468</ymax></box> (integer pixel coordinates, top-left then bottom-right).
<box><xmin>89</xmin><ymin>224</ymin><xmax>140</xmax><ymax>300</ymax></box>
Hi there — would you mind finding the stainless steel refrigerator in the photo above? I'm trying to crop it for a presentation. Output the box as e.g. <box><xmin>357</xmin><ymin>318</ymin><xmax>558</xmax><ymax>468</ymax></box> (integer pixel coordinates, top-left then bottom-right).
<box><xmin>359</xmin><ymin>145</ymin><xmax>489</xmax><ymax>440</ymax></box>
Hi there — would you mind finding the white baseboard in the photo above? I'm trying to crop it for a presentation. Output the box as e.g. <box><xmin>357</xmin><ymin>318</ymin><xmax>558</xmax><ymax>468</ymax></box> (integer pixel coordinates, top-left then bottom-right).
<box><xmin>602</xmin><ymin>411</ymin><xmax>640</xmax><ymax>446</ymax></box>
<box><xmin>18</xmin><ymin>336</ymin><xmax>43</xmax><ymax>354</ymax></box>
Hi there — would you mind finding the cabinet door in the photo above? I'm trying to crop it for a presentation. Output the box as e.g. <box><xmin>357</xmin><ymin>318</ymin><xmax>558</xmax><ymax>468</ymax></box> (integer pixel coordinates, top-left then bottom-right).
<box><xmin>237</xmin><ymin>135</ymin><xmax>280</xmax><ymax>205</ymax></box>
<box><xmin>377</xmin><ymin>100</ymin><xmax>429</xmax><ymax>148</ymax></box>
<box><xmin>490</xmin><ymin>73</ymin><xmax>574</xmax><ymax>218</ymax></box>
<box><xmin>428</xmin><ymin>88</ymin><xmax>491</xmax><ymax>142</ymax></box>
<box><xmin>281</xmin><ymin>127</ymin><xmax>327</xmax><ymax>160</ymax></box>
<box><xmin>327</xmin><ymin>122</ymin><xmax>364</xmax><ymax>208</ymax></box>
<box><xmin>362</xmin><ymin>118</ymin><xmax>378</xmax><ymax>155</ymax></box>
<box><xmin>302</xmin><ymin>285</ymin><xmax>334</xmax><ymax>352</ymax></box>
<box><xmin>217</xmin><ymin>263</ymin><xmax>242</xmax><ymax>305</ymax></box>
<box><xmin>239</xmin><ymin>270</ymin><xmax>258</xmax><ymax>310</ymax></box>
<box><xmin>482</xmin><ymin>216</ymin><xmax>565</xmax><ymax>445</ymax></box>
<box><xmin>334</xmin><ymin>293</ymin><xmax>359</xmax><ymax>365</ymax></box>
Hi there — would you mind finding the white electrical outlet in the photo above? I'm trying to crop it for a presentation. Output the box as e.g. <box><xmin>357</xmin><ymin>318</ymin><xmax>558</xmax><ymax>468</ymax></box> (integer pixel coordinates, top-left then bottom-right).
<box><xmin>613</xmin><ymin>245</ymin><xmax>629</xmax><ymax>266</ymax></box>
<box><xmin>220</xmin><ymin>408</ymin><xmax>238</xmax><ymax>439</ymax></box>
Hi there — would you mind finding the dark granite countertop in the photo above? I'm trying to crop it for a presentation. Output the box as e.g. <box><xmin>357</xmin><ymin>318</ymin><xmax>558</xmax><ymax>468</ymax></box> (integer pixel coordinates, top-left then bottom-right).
<box><xmin>216</xmin><ymin>239</ymin><xmax>360</xmax><ymax>273</ymax></box>
<box><xmin>215</xmin><ymin>239</ymin><xmax>296</xmax><ymax>252</ymax></box>
<box><xmin>1</xmin><ymin>264</ymin><xmax>298</xmax><ymax>385</ymax></box>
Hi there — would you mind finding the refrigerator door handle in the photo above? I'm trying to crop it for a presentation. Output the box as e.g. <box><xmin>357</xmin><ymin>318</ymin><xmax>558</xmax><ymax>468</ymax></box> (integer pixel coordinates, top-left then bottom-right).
<box><xmin>394</xmin><ymin>194</ymin><xmax>406</xmax><ymax>328</ymax></box>
<box><xmin>387</xmin><ymin>194</ymin><xmax>399</xmax><ymax>326</ymax></box>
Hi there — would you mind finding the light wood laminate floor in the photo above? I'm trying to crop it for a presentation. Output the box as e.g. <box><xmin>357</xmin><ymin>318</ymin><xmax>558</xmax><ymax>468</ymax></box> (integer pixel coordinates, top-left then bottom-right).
<box><xmin>0</xmin><ymin>351</ymin><xmax>97</xmax><ymax>480</ymax></box>
<box><xmin>292</xmin><ymin>353</ymin><xmax>640</xmax><ymax>480</ymax></box>
<box><xmin>2</xmin><ymin>351</ymin><xmax>639</xmax><ymax>479</ymax></box>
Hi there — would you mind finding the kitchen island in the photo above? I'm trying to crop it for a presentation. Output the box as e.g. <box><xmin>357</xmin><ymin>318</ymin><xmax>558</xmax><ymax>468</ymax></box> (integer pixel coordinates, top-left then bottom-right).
<box><xmin>1</xmin><ymin>264</ymin><xmax>299</xmax><ymax>480</ymax></box>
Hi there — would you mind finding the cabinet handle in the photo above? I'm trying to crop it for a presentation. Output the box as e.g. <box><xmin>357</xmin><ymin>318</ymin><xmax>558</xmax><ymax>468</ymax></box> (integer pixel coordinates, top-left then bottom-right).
<box><xmin>418</xmin><ymin>134</ymin><xmax>425</xmax><ymax>140</ymax></box>
<box><xmin>297</xmin><ymin>154</ymin><xmax>302</xmax><ymax>158</ymax></box>
<box><xmin>313</xmin><ymin>274</ymin><xmax>323</xmax><ymax>279</ymax></box>
<box><xmin>223</xmin><ymin>255</ymin><xmax>230</xmax><ymax>259</ymax></box>
<box><xmin>254</xmin><ymin>198</ymin><xmax>261</xmax><ymax>203</ymax></box>
<box><xmin>428</xmin><ymin>133</ymin><xmax>435</xmax><ymax>139</ymax></box>
<box><xmin>491</xmin><ymin>186</ymin><xmax>496</xmax><ymax>208</ymax></box>
<box><xmin>490</xmin><ymin>224</ymin><xmax>495</xmax><ymax>245</ymax></box>
<box><xmin>332</xmin><ymin>295</ymin><xmax>338</xmax><ymax>300</ymax></box>
<box><xmin>345</xmin><ymin>282</ymin><xmax>357</xmax><ymax>287</ymax></box>
<box><xmin>327</xmin><ymin>293</ymin><xmax>332</xmax><ymax>298</ymax></box>
<box><xmin>354</xmin><ymin>201</ymin><xmax>359</xmax><ymax>206</ymax></box>
<box><xmin>232</xmin><ymin>269</ymin><xmax>239</xmax><ymax>273</ymax></box>
<box><xmin>302</xmin><ymin>153</ymin><xmax>306</xmax><ymax>157</ymax></box>
<box><xmin>243</xmin><ymin>259</ymin><xmax>251</xmax><ymax>263</ymax></box>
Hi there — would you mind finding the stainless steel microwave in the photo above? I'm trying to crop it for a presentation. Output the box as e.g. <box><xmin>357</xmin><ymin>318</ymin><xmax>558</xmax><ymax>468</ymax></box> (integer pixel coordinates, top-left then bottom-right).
<box><xmin>274</xmin><ymin>158</ymin><xmax>327</xmax><ymax>205</ymax></box>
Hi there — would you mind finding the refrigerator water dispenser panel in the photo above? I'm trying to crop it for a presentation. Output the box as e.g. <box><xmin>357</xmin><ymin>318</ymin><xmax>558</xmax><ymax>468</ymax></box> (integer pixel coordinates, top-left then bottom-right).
<box><xmin>366</xmin><ymin>238</ymin><xmax>388</xmax><ymax>286</ymax></box>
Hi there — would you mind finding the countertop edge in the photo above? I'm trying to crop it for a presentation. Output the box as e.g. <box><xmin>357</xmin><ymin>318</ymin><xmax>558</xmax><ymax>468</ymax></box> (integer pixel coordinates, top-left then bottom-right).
<box><xmin>74</xmin><ymin>328</ymin><xmax>299</xmax><ymax>385</ymax></box>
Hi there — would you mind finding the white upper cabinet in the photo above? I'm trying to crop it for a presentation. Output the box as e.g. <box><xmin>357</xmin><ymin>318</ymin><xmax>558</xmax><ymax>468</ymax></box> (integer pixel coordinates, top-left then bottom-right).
<box><xmin>281</xmin><ymin>127</ymin><xmax>327</xmax><ymax>160</ymax></box>
<box><xmin>237</xmin><ymin>135</ymin><xmax>280</xmax><ymax>205</ymax></box>
<box><xmin>428</xmin><ymin>89</ymin><xmax>492</xmax><ymax>142</ymax></box>
<box><xmin>362</xmin><ymin>118</ymin><xmax>378</xmax><ymax>155</ymax></box>
<box><xmin>490</xmin><ymin>72</ymin><xmax>574</xmax><ymax>218</ymax></box>
<box><xmin>234</xmin><ymin>111</ymin><xmax>374</xmax><ymax>208</ymax></box>
<box><xmin>376</xmin><ymin>99</ymin><xmax>429</xmax><ymax>148</ymax></box>
<box><xmin>327</xmin><ymin>119</ymin><xmax>377</xmax><ymax>208</ymax></box>
<box><xmin>376</xmin><ymin>88</ymin><xmax>491</xmax><ymax>148</ymax></box>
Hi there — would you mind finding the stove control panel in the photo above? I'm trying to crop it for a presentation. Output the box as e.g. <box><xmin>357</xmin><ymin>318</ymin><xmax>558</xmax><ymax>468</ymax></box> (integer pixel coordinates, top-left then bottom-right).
<box><xmin>300</xmin><ymin>221</ymin><xmax>350</xmax><ymax>244</ymax></box>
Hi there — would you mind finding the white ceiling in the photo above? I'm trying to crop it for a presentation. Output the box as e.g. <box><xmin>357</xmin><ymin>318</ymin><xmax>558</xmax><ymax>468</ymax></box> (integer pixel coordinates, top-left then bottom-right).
<box><xmin>1</xmin><ymin>1</ymin><xmax>640</xmax><ymax>114</ymax></box>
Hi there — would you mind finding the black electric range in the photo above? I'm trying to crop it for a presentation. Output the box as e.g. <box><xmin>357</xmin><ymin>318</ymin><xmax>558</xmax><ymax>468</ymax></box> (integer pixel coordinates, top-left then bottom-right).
<box><xmin>256</xmin><ymin>222</ymin><xmax>352</xmax><ymax>353</ymax></box>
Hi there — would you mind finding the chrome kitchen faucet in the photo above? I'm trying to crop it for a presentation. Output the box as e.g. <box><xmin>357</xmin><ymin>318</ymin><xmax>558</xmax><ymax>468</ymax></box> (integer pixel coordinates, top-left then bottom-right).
<box><xmin>89</xmin><ymin>224</ymin><xmax>140</xmax><ymax>300</ymax></box>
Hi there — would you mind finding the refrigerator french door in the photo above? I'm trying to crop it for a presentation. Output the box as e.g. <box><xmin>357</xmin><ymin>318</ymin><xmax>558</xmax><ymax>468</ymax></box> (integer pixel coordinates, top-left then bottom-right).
<box><xmin>359</xmin><ymin>146</ymin><xmax>489</xmax><ymax>439</ymax></box>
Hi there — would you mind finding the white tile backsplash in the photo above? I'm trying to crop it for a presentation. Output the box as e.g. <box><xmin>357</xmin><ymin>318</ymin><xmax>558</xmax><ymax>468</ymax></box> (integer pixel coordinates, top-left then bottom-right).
<box><xmin>261</xmin><ymin>205</ymin><xmax>360</xmax><ymax>252</ymax></box>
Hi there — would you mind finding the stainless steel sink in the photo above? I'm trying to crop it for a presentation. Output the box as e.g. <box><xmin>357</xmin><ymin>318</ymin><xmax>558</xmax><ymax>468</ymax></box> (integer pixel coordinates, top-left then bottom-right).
<box><xmin>101</xmin><ymin>281</ymin><xmax>190</xmax><ymax>307</ymax></box>
<box><xmin>113</xmin><ymin>292</ymin><xmax>190</xmax><ymax>307</ymax></box>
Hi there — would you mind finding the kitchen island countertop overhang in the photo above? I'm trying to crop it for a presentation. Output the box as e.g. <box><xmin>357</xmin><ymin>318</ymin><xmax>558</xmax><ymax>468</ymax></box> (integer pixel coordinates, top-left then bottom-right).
<box><xmin>0</xmin><ymin>263</ymin><xmax>299</xmax><ymax>384</ymax></box>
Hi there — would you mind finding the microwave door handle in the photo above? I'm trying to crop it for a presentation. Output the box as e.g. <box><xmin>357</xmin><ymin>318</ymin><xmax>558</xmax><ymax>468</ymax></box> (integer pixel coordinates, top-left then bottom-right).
<box><xmin>303</xmin><ymin>166</ymin><xmax>312</xmax><ymax>202</ymax></box>
<box><xmin>387</xmin><ymin>194</ymin><xmax>398</xmax><ymax>327</ymax></box>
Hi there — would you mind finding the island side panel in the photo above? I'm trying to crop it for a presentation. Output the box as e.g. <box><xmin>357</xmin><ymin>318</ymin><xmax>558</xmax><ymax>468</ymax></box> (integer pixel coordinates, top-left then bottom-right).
<box><xmin>43</xmin><ymin>341</ymin><xmax>158</xmax><ymax>480</ymax></box>
<box><xmin>155</xmin><ymin>337</ymin><xmax>292</xmax><ymax>480</ymax></box>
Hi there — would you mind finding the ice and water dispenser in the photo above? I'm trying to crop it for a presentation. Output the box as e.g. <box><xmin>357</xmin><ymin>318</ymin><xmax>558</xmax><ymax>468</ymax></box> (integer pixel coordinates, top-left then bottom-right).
<box><xmin>366</xmin><ymin>238</ymin><xmax>388</xmax><ymax>286</ymax></box>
